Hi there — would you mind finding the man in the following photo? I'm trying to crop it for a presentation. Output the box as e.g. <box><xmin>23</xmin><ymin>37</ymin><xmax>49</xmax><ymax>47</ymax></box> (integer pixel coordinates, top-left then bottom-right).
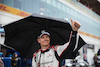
<box><xmin>93</xmin><ymin>54</ymin><xmax>99</xmax><ymax>67</ymax></box>
<box><xmin>61</xmin><ymin>59</ymin><xmax>66</xmax><ymax>67</ymax></box>
<box><xmin>32</xmin><ymin>19</ymin><xmax>81</xmax><ymax>67</ymax></box>
<box><xmin>0</xmin><ymin>51</ymin><xmax>4</xmax><ymax>67</ymax></box>
<box><xmin>0</xmin><ymin>58</ymin><xmax>4</xmax><ymax>67</ymax></box>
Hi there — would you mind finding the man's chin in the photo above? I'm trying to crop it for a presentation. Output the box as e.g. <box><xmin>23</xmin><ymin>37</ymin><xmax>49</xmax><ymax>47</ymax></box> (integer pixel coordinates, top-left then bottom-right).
<box><xmin>43</xmin><ymin>44</ymin><xmax>50</xmax><ymax>47</ymax></box>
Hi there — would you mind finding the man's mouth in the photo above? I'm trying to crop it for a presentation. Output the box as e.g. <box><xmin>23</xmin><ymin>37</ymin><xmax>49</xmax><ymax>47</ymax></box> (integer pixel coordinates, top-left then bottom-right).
<box><xmin>44</xmin><ymin>40</ymin><xmax>48</xmax><ymax>42</ymax></box>
<box><xmin>43</xmin><ymin>40</ymin><xmax>49</xmax><ymax>43</ymax></box>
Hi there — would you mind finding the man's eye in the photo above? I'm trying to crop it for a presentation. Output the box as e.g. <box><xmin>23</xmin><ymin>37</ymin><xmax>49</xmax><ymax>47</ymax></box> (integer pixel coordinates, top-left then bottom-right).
<box><xmin>41</xmin><ymin>37</ymin><xmax>44</xmax><ymax>38</ymax></box>
<box><xmin>46</xmin><ymin>36</ymin><xmax>49</xmax><ymax>38</ymax></box>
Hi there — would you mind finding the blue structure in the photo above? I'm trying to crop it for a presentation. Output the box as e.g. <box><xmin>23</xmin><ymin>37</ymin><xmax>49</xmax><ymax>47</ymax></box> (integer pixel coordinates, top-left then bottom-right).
<box><xmin>0</xmin><ymin>0</ymin><xmax>100</xmax><ymax>37</ymax></box>
<box><xmin>2</xmin><ymin>57</ymin><xmax>11</xmax><ymax>67</ymax></box>
<box><xmin>0</xmin><ymin>28</ymin><xmax>4</xmax><ymax>33</ymax></box>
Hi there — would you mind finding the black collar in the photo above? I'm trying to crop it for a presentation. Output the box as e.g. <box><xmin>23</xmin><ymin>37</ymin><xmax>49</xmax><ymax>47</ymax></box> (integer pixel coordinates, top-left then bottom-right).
<box><xmin>41</xmin><ymin>46</ymin><xmax>51</xmax><ymax>53</ymax></box>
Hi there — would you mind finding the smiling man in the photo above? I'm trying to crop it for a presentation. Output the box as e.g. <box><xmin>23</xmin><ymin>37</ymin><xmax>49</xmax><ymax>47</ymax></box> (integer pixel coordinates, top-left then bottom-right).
<box><xmin>32</xmin><ymin>19</ymin><xmax>82</xmax><ymax>67</ymax></box>
<box><xmin>37</xmin><ymin>33</ymin><xmax>50</xmax><ymax>50</ymax></box>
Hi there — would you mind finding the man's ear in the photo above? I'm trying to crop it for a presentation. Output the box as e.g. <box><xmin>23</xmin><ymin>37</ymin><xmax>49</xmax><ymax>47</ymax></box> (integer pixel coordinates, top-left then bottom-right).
<box><xmin>37</xmin><ymin>39</ymin><xmax>40</xmax><ymax>43</ymax></box>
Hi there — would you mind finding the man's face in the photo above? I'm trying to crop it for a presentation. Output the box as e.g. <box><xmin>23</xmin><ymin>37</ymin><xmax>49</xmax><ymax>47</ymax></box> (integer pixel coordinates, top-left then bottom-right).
<box><xmin>37</xmin><ymin>34</ymin><xmax>50</xmax><ymax>46</ymax></box>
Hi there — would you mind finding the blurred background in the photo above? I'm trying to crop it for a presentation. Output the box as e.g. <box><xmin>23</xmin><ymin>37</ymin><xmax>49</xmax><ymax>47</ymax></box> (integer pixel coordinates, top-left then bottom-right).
<box><xmin>0</xmin><ymin>0</ymin><xmax>100</xmax><ymax>67</ymax></box>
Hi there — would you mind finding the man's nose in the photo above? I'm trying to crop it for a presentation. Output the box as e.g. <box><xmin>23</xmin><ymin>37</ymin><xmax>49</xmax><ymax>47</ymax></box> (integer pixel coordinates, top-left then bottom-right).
<box><xmin>44</xmin><ymin>37</ymin><xmax>48</xmax><ymax>40</ymax></box>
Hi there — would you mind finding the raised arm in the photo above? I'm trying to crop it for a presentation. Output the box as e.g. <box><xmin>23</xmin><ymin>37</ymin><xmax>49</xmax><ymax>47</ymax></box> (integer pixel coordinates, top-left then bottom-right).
<box><xmin>56</xmin><ymin>19</ymin><xmax>81</xmax><ymax>58</ymax></box>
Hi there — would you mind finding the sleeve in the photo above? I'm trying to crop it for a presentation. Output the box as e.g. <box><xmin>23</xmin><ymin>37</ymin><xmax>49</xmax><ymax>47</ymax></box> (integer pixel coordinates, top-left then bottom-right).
<box><xmin>65</xmin><ymin>36</ymin><xmax>86</xmax><ymax>59</ymax></box>
<box><xmin>32</xmin><ymin>55</ymin><xmax>37</xmax><ymax>67</ymax></box>
<box><xmin>56</xmin><ymin>31</ymin><xmax>81</xmax><ymax>58</ymax></box>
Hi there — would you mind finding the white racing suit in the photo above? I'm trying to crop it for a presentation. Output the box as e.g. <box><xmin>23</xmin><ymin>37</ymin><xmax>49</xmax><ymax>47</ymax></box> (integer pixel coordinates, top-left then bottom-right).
<box><xmin>32</xmin><ymin>31</ymin><xmax>82</xmax><ymax>67</ymax></box>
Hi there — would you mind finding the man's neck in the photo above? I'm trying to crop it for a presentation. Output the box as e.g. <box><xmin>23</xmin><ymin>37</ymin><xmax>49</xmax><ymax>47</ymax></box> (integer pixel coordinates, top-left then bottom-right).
<box><xmin>41</xmin><ymin>45</ymin><xmax>50</xmax><ymax>50</ymax></box>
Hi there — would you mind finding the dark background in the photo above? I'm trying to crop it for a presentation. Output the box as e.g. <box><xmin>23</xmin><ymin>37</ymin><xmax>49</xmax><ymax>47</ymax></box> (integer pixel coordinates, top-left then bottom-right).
<box><xmin>78</xmin><ymin>0</ymin><xmax>100</xmax><ymax>16</ymax></box>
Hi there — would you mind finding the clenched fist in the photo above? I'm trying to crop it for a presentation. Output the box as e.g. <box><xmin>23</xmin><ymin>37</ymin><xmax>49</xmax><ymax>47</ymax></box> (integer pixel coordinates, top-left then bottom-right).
<box><xmin>71</xmin><ymin>18</ymin><xmax>81</xmax><ymax>31</ymax></box>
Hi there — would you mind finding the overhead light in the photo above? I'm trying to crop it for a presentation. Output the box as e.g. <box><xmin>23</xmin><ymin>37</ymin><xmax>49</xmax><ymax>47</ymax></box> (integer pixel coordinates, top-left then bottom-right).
<box><xmin>64</xmin><ymin>18</ymin><xmax>68</xmax><ymax>21</ymax></box>
<box><xmin>40</xmin><ymin>13</ymin><xmax>43</xmax><ymax>15</ymax></box>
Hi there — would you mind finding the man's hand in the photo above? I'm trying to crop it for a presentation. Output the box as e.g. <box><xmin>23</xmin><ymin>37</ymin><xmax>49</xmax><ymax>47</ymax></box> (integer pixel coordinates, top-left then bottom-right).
<box><xmin>71</xmin><ymin>18</ymin><xmax>81</xmax><ymax>31</ymax></box>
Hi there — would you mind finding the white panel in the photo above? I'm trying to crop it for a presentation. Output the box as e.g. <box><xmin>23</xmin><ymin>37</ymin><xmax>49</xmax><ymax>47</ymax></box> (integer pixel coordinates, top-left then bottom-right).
<box><xmin>0</xmin><ymin>11</ymin><xmax>23</xmax><ymax>26</ymax></box>
<box><xmin>0</xmin><ymin>34</ymin><xmax>5</xmax><ymax>44</ymax></box>
<box><xmin>79</xmin><ymin>34</ymin><xmax>100</xmax><ymax>45</ymax></box>
<box><xmin>87</xmin><ymin>49</ymin><xmax>94</xmax><ymax>65</ymax></box>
